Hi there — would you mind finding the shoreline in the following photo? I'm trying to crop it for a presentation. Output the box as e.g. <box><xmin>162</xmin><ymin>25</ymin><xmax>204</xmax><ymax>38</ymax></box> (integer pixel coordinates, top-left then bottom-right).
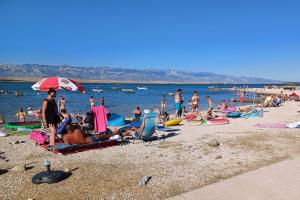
<box><xmin>0</xmin><ymin>77</ymin><xmax>287</xmax><ymax>85</ymax></box>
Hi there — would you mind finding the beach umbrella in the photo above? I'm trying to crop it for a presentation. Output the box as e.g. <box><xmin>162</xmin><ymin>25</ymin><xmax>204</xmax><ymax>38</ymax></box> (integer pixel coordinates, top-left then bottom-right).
<box><xmin>31</xmin><ymin>77</ymin><xmax>86</xmax><ymax>93</ymax></box>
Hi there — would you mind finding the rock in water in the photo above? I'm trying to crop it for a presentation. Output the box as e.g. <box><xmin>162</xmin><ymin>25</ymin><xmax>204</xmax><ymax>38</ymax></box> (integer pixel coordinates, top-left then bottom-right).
<box><xmin>208</xmin><ymin>139</ymin><xmax>220</xmax><ymax>147</ymax></box>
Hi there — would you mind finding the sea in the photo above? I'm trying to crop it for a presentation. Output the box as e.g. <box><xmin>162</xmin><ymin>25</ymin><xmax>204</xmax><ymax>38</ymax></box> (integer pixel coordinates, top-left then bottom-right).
<box><xmin>0</xmin><ymin>82</ymin><xmax>272</xmax><ymax>122</ymax></box>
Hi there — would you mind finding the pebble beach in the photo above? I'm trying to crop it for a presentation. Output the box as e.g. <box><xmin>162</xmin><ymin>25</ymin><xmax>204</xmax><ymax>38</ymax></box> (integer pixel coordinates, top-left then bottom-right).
<box><xmin>1</xmin><ymin>89</ymin><xmax>300</xmax><ymax>200</ymax></box>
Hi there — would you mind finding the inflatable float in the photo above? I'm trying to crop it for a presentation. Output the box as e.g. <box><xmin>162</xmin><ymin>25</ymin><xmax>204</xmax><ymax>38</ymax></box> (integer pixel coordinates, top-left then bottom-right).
<box><xmin>226</xmin><ymin>112</ymin><xmax>241</xmax><ymax>118</ymax></box>
<box><xmin>4</xmin><ymin>121</ymin><xmax>42</xmax><ymax>130</ymax></box>
<box><xmin>164</xmin><ymin>119</ymin><xmax>181</xmax><ymax>126</ymax></box>
<box><xmin>189</xmin><ymin>118</ymin><xmax>230</xmax><ymax>126</ymax></box>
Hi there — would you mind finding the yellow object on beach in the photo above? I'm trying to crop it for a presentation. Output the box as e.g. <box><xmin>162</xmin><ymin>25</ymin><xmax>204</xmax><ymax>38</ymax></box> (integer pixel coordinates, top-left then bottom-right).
<box><xmin>164</xmin><ymin>119</ymin><xmax>181</xmax><ymax>126</ymax></box>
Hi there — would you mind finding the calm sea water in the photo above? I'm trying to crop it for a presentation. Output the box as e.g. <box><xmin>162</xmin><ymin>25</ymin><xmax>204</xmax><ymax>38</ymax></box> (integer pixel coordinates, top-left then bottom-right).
<box><xmin>0</xmin><ymin>82</ymin><xmax>264</xmax><ymax>122</ymax></box>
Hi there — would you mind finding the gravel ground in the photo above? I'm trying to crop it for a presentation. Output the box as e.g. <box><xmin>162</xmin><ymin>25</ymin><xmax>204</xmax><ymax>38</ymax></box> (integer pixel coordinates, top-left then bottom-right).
<box><xmin>0</xmin><ymin>101</ymin><xmax>300</xmax><ymax>200</ymax></box>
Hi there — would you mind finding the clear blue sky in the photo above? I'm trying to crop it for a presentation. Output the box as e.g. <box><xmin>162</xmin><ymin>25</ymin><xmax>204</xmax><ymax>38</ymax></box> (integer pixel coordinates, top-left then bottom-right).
<box><xmin>0</xmin><ymin>0</ymin><xmax>299</xmax><ymax>81</ymax></box>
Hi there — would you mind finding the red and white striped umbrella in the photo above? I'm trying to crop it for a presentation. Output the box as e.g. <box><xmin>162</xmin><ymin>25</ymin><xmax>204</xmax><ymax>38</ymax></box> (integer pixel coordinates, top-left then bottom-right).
<box><xmin>31</xmin><ymin>77</ymin><xmax>86</xmax><ymax>93</ymax></box>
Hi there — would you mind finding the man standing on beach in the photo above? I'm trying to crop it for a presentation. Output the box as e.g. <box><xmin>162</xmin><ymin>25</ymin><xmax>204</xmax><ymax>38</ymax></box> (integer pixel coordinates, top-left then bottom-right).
<box><xmin>175</xmin><ymin>89</ymin><xmax>183</xmax><ymax>118</ymax></box>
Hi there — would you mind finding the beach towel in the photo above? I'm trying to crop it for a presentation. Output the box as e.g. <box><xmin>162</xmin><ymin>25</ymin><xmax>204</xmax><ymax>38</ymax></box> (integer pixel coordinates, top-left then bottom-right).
<box><xmin>41</xmin><ymin>140</ymin><xmax>118</xmax><ymax>155</ymax></box>
<box><xmin>254</xmin><ymin>124</ymin><xmax>287</xmax><ymax>129</ymax></box>
<box><xmin>91</xmin><ymin>105</ymin><xmax>109</xmax><ymax>133</ymax></box>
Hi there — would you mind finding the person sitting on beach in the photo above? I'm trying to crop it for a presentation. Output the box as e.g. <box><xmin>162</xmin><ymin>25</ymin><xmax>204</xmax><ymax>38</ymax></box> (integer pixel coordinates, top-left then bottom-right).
<box><xmin>16</xmin><ymin>108</ymin><xmax>26</xmax><ymax>122</ymax></box>
<box><xmin>90</xmin><ymin>97</ymin><xmax>110</xmax><ymax>133</ymax></box>
<box><xmin>206</xmin><ymin>107</ymin><xmax>214</xmax><ymax>120</ymax></box>
<box><xmin>60</xmin><ymin>109</ymin><xmax>71</xmax><ymax>121</ymax></box>
<box><xmin>217</xmin><ymin>100</ymin><xmax>227</xmax><ymax>110</ymax></box>
<box><xmin>133</xmin><ymin>106</ymin><xmax>142</xmax><ymax>121</ymax></box>
<box><xmin>63</xmin><ymin>124</ymin><xmax>118</xmax><ymax>145</ymax></box>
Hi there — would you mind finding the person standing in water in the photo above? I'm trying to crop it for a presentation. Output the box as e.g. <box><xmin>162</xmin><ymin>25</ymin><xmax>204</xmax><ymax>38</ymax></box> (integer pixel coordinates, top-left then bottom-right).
<box><xmin>42</xmin><ymin>88</ymin><xmax>61</xmax><ymax>146</ymax></box>
<box><xmin>174</xmin><ymin>89</ymin><xmax>183</xmax><ymax>118</ymax></box>
<box><xmin>89</xmin><ymin>96</ymin><xmax>95</xmax><ymax>107</ymax></box>
<box><xmin>161</xmin><ymin>94</ymin><xmax>167</xmax><ymax>112</ymax></box>
<box><xmin>58</xmin><ymin>96</ymin><xmax>65</xmax><ymax>111</ymax></box>
<box><xmin>16</xmin><ymin>108</ymin><xmax>26</xmax><ymax>122</ymax></box>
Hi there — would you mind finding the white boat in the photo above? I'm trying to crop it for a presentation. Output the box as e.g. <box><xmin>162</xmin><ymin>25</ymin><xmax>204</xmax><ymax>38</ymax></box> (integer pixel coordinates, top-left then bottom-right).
<box><xmin>168</xmin><ymin>92</ymin><xmax>175</xmax><ymax>96</ymax></box>
<box><xmin>92</xmin><ymin>89</ymin><xmax>103</xmax><ymax>93</ymax></box>
<box><xmin>137</xmin><ymin>86</ymin><xmax>148</xmax><ymax>90</ymax></box>
<box><xmin>121</xmin><ymin>89</ymin><xmax>135</xmax><ymax>93</ymax></box>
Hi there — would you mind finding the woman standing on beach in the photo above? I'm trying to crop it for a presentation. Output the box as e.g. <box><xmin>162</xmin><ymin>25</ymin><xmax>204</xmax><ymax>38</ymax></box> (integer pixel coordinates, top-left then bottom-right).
<box><xmin>42</xmin><ymin>88</ymin><xmax>61</xmax><ymax>146</ymax></box>
<box><xmin>191</xmin><ymin>91</ymin><xmax>199</xmax><ymax>116</ymax></box>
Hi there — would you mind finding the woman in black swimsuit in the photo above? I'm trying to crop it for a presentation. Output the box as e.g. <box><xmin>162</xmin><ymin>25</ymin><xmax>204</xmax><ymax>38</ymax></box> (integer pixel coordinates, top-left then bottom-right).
<box><xmin>42</xmin><ymin>88</ymin><xmax>60</xmax><ymax>146</ymax></box>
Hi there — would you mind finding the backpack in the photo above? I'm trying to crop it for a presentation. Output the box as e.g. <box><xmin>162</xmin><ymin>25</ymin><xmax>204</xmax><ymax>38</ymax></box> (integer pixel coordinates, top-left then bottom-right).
<box><xmin>29</xmin><ymin>130</ymin><xmax>49</xmax><ymax>145</ymax></box>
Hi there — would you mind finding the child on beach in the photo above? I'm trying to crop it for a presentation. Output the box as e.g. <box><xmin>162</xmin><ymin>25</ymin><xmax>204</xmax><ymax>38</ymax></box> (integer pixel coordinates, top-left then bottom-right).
<box><xmin>16</xmin><ymin>108</ymin><xmax>26</xmax><ymax>122</ymax></box>
<box><xmin>191</xmin><ymin>91</ymin><xmax>199</xmax><ymax>116</ymax></box>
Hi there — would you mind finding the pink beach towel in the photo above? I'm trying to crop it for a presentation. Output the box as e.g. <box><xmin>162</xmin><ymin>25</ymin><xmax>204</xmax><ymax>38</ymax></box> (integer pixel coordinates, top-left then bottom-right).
<box><xmin>254</xmin><ymin>124</ymin><xmax>287</xmax><ymax>129</ymax></box>
<box><xmin>91</xmin><ymin>105</ymin><xmax>109</xmax><ymax>133</ymax></box>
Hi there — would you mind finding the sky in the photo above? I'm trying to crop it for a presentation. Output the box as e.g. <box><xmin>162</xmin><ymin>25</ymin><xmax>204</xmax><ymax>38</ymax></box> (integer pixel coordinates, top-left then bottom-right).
<box><xmin>0</xmin><ymin>0</ymin><xmax>299</xmax><ymax>81</ymax></box>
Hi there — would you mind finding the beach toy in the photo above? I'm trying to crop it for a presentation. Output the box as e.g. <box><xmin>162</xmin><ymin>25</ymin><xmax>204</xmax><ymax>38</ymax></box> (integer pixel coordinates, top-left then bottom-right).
<box><xmin>107</xmin><ymin>113</ymin><xmax>125</xmax><ymax>127</ymax></box>
<box><xmin>32</xmin><ymin>160</ymin><xmax>71</xmax><ymax>184</ymax></box>
<box><xmin>164</xmin><ymin>119</ymin><xmax>181</xmax><ymax>126</ymax></box>
<box><xmin>203</xmin><ymin>118</ymin><xmax>230</xmax><ymax>126</ymax></box>
<box><xmin>4</xmin><ymin>121</ymin><xmax>42</xmax><ymax>130</ymax></box>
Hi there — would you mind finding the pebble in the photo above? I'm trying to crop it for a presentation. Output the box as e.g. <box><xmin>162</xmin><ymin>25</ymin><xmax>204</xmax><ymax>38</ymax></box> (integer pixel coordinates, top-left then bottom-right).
<box><xmin>215</xmin><ymin>155</ymin><xmax>222</xmax><ymax>159</ymax></box>
<box><xmin>208</xmin><ymin>139</ymin><xmax>220</xmax><ymax>147</ymax></box>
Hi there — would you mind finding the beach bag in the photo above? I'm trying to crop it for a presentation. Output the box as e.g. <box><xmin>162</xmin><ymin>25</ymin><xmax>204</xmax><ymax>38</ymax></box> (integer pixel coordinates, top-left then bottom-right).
<box><xmin>29</xmin><ymin>130</ymin><xmax>49</xmax><ymax>144</ymax></box>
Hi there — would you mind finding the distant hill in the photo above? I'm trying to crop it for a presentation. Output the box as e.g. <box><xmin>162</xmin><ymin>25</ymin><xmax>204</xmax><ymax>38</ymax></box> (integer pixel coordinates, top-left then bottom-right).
<box><xmin>0</xmin><ymin>64</ymin><xmax>278</xmax><ymax>83</ymax></box>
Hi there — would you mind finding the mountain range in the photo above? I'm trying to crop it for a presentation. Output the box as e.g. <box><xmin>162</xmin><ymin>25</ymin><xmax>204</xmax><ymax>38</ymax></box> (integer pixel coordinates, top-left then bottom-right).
<box><xmin>0</xmin><ymin>64</ymin><xmax>278</xmax><ymax>83</ymax></box>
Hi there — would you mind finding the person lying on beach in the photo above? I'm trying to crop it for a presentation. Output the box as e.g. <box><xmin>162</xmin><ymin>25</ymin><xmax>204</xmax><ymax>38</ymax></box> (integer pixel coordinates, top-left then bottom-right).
<box><xmin>16</xmin><ymin>108</ymin><xmax>26</xmax><ymax>122</ymax></box>
<box><xmin>63</xmin><ymin>124</ymin><xmax>118</xmax><ymax>145</ymax></box>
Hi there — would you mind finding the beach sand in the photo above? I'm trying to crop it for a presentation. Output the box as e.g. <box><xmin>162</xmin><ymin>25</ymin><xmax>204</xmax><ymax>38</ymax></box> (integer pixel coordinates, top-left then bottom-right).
<box><xmin>0</xmin><ymin>100</ymin><xmax>300</xmax><ymax>200</ymax></box>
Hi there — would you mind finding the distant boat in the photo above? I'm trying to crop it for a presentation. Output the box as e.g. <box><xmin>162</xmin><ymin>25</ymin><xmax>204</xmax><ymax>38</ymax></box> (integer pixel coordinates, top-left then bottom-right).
<box><xmin>121</xmin><ymin>89</ymin><xmax>135</xmax><ymax>93</ymax></box>
<box><xmin>111</xmin><ymin>85</ymin><xmax>121</xmax><ymax>90</ymax></box>
<box><xmin>92</xmin><ymin>89</ymin><xmax>103</xmax><ymax>93</ymax></box>
<box><xmin>137</xmin><ymin>86</ymin><xmax>148</xmax><ymax>90</ymax></box>
<box><xmin>168</xmin><ymin>92</ymin><xmax>175</xmax><ymax>96</ymax></box>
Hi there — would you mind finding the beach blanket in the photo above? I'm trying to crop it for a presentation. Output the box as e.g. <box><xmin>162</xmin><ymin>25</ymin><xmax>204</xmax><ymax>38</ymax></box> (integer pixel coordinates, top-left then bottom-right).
<box><xmin>254</xmin><ymin>124</ymin><xmax>287</xmax><ymax>129</ymax></box>
<box><xmin>241</xmin><ymin>110</ymin><xmax>263</xmax><ymax>118</ymax></box>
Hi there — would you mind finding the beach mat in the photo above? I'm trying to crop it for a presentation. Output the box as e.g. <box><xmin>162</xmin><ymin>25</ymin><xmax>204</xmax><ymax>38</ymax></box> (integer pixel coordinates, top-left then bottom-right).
<box><xmin>40</xmin><ymin>140</ymin><xmax>118</xmax><ymax>155</ymax></box>
<box><xmin>254</xmin><ymin>124</ymin><xmax>287</xmax><ymax>129</ymax></box>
